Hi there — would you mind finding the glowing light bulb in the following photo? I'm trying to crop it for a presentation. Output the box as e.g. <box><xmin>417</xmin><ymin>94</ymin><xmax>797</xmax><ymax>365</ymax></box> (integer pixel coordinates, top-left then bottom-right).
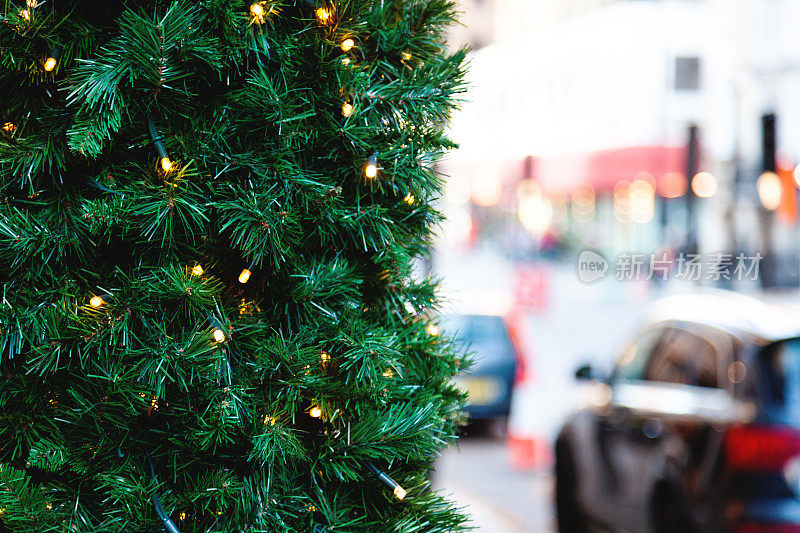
<box><xmin>341</xmin><ymin>102</ymin><xmax>353</xmax><ymax>117</ymax></box>
<box><xmin>320</xmin><ymin>351</ymin><xmax>330</xmax><ymax>363</ymax></box>
<box><xmin>309</xmin><ymin>406</ymin><xmax>322</xmax><ymax>418</ymax></box>
<box><xmin>264</xmin><ymin>415</ymin><xmax>276</xmax><ymax>426</ymax></box>
<box><xmin>213</xmin><ymin>329</ymin><xmax>226</xmax><ymax>343</ymax></box>
<box><xmin>316</xmin><ymin>7</ymin><xmax>330</xmax><ymax>23</ymax></box>
<box><xmin>89</xmin><ymin>296</ymin><xmax>104</xmax><ymax>308</ymax></box>
<box><xmin>238</xmin><ymin>268</ymin><xmax>252</xmax><ymax>283</ymax></box>
<box><xmin>160</xmin><ymin>157</ymin><xmax>173</xmax><ymax>172</ymax></box>
<box><xmin>20</xmin><ymin>9</ymin><xmax>30</xmax><ymax>20</ymax></box>
<box><xmin>757</xmin><ymin>171</ymin><xmax>782</xmax><ymax>210</ymax></box>
<box><xmin>691</xmin><ymin>172</ymin><xmax>717</xmax><ymax>198</ymax></box>
<box><xmin>401</xmin><ymin>51</ymin><xmax>412</xmax><ymax>61</ymax></box>
<box><xmin>393</xmin><ymin>485</ymin><xmax>407</xmax><ymax>500</ymax></box>
<box><xmin>426</xmin><ymin>323</ymin><xmax>440</xmax><ymax>336</ymax></box>
<box><xmin>43</xmin><ymin>57</ymin><xmax>57</xmax><ymax>72</ymax></box>
<box><xmin>341</xmin><ymin>57</ymin><xmax>351</xmax><ymax>66</ymax></box>
<box><xmin>191</xmin><ymin>264</ymin><xmax>204</xmax><ymax>276</ymax></box>
<box><xmin>2</xmin><ymin>122</ymin><xmax>15</xmax><ymax>133</ymax></box>
<box><xmin>365</xmin><ymin>152</ymin><xmax>378</xmax><ymax>179</ymax></box>
<box><xmin>26</xmin><ymin>0</ymin><xmax>37</xmax><ymax>7</ymax></box>
<box><xmin>404</xmin><ymin>193</ymin><xmax>415</xmax><ymax>205</ymax></box>
<box><xmin>383</xmin><ymin>369</ymin><xmax>395</xmax><ymax>378</ymax></box>
<box><xmin>341</xmin><ymin>38</ymin><xmax>355</xmax><ymax>52</ymax></box>
<box><xmin>250</xmin><ymin>3</ymin><xmax>264</xmax><ymax>16</ymax></box>
<box><xmin>46</xmin><ymin>502</ymin><xmax>52</xmax><ymax>510</ymax></box>
<box><xmin>179</xmin><ymin>512</ymin><xmax>186</xmax><ymax>521</ymax></box>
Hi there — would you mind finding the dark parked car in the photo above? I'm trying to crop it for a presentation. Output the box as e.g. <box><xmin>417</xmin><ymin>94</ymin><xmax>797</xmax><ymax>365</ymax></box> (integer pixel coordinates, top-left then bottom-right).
<box><xmin>445</xmin><ymin>314</ymin><xmax>522</xmax><ymax>423</ymax></box>
<box><xmin>556</xmin><ymin>291</ymin><xmax>800</xmax><ymax>532</ymax></box>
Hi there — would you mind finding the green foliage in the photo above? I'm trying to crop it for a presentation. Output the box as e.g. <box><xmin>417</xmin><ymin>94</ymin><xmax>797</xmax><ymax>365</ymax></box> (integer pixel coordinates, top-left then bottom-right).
<box><xmin>0</xmin><ymin>0</ymin><xmax>468</xmax><ymax>531</ymax></box>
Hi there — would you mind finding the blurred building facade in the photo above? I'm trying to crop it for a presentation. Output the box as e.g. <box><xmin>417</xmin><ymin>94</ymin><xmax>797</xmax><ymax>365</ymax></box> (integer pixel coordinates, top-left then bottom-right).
<box><xmin>443</xmin><ymin>0</ymin><xmax>800</xmax><ymax>286</ymax></box>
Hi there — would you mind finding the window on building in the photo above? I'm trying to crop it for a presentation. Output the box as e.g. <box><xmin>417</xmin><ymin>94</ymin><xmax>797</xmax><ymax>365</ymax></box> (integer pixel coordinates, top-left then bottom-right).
<box><xmin>674</xmin><ymin>57</ymin><xmax>701</xmax><ymax>91</ymax></box>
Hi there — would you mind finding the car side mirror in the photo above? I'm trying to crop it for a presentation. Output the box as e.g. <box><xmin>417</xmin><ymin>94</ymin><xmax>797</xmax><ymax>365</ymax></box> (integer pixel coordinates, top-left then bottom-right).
<box><xmin>575</xmin><ymin>364</ymin><xmax>595</xmax><ymax>381</ymax></box>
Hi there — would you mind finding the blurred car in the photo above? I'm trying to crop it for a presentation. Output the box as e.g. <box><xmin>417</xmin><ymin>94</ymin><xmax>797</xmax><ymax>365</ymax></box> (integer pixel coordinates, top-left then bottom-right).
<box><xmin>444</xmin><ymin>314</ymin><xmax>523</xmax><ymax>423</ymax></box>
<box><xmin>555</xmin><ymin>291</ymin><xmax>800</xmax><ymax>532</ymax></box>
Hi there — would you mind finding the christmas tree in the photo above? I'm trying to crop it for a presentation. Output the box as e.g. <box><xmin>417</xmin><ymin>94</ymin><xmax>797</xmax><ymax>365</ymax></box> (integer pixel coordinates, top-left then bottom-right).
<box><xmin>0</xmin><ymin>1</ymin><xmax>468</xmax><ymax>531</ymax></box>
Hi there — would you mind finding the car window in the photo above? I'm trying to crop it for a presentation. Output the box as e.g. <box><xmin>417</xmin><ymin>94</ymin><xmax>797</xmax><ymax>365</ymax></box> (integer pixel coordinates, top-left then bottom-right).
<box><xmin>441</xmin><ymin>315</ymin><xmax>513</xmax><ymax>363</ymax></box>
<box><xmin>756</xmin><ymin>338</ymin><xmax>800</xmax><ymax>426</ymax></box>
<box><xmin>612</xmin><ymin>327</ymin><xmax>663</xmax><ymax>382</ymax></box>
<box><xmin>643</xmin><ymin>326</ymin><xmax>720</xmax><ymax>388</ymax></box>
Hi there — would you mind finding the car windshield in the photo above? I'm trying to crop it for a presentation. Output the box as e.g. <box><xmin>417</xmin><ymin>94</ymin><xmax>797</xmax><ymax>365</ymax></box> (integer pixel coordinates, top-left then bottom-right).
<box><xmin>757</xmin><ymin>338</ymin><xmax>800</xmax><ymax>426</ymax></box>
<box><xmin>442</xmin><ymin>315</ymin><xmax>513</xmax><ymax>366</ymax></box>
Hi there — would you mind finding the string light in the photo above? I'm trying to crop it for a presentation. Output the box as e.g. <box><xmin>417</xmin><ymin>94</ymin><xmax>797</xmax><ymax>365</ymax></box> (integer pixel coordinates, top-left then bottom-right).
<box><xmin>309</xmin><ymin>405</ymin><xmax>322</xmax><ymax>418</ymax></box>
<box><xmin>341</xmin><ymin>102</ymin><xmax>353</xmax><ymax>117</ymax></box>
<box><xmin>404</xmin><ymin>193</ymin><xmax>415</xmax><ymax>205</ymax></box>
<box><xmin>20</xmin><ymin>9</ymin><xmax>30</xmax><ymax>21</ymax></box>
<box><xmin>179</xmin><ymin>512</ymin><xmax>186</xmax><ymax>521</ymax></box>
<box><xmin>147</xmin><ymin>113</ymin><xmax>173</xmax><ymax>173</ymax></box>
<box><xmin>382</xmin><ymin>369</ymin><xmax>395</xmax><ymax>378</ymax></box>
<box><xmin>320</xmin><ymin>351</ymin><xmax>330</xmax><ymax>364</ymax></box>
<box><xmin>238</xmin><ymin>268</ymin><xmax>252</xmax><ymax>284</ymax></box>
<box><xmin>26</xmin><ymin>0</ymin><xmax>37</xmax><ymax>7</ymax></box>
<box><xmin>43</xmin><ymin>45</ymin><xmax>62</xmax><ymax>72</ymax></box>
<box><xmin>341</xmin><ymin>57</ymin><xmax>351</xmax><ymax>66</ymax></box>
<box><xmin>365</xmin><ymin>151</ymin><xmax>378</xmax><ymax>179</ymax></box>
<box><xmin>341</xmin><ymin>38</ymin><xmax>355</xmax><ymax>52</ymax></box>
<box><xmin>426</xmin><ymin>323</ymin><xmax>440</xmax><ymax>336</ymax></box>
<box><xmin>250</xmin><ymin>2</ymin><xmax>265</xmax><ymax>23</ymax></box>
<box><xmin>401</xmin><ymin>51</ymin><xmax>412</xmax><ymax>61</ymax></box>
<box><xmin>2</xmin><ymin>122</ymin><xmax>15</xmax><ymax>134</ymax></box>
<box><xmin>213</xmin><ymin>329</ymin><xmax>226</xmax><ymax>343</ymax></box>
<box><xmin>316</xmin><ymin>7</ymin><xmax>331</xmax><ymax>24</ymax></box>
<box><xmin>366</xmin><ymin>463</ymin><xmax>408</xmax><ymax>500</ymax></box>
<box><xmin>89</xmin><ymin>296</ymin><xmax>105</xmax><ymax>308</ymax></box>
<box><xmin>191</xmin><ymin>264</ymin><xmax>204</xmax><ymax>276</ymax></box>
<box><xmin>264</xmin><ymin>415</ymin><xmax>276</xmax><ymax>426</ymax></box>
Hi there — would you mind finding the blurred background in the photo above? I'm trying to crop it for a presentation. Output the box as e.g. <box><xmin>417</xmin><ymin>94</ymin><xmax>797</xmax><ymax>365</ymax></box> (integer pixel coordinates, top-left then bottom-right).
<box><xmin>430</xmin><ymin>1</ymin><xmax>800</xmax><ymax>531</ymax></box>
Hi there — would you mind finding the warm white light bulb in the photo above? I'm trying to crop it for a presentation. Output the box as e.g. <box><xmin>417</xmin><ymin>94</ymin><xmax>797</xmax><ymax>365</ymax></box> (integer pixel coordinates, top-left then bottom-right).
<box><xmin>309</xmin><ymin>406</ymin><xmax>322</xmax><ymax>418</ymax></box>
<box><xmin>238</xmin><ymin>268</ymin><xmax>252</xmax><ymax>283</ymax></box>
<box><xmin>341</xmin><ymin>38</ymin><xmax>355</xmax><ymax>52</ymax></box>
<box><xmin>160</xmin><ymin>157</ymin><xmax>173</xmax><ymax>172</ymax></box>
<box><xmin>43</xmin><ymin>57</ymin><xmax>57</xmax><ymax>72</ymax></box>
<box><xmin>393</xmin><ymin>485</ymin><xmax>407</xmax><ymax>500</ymax></box>
<box><xmin>250</xmin><ymin>2</ymin><xmax>265</xmax><ymax>23</ymax></box>
<box><xmin>213</xmin><ymin>329</ymin><xmax>226</xmax><ymax>343</ymax></box>
<box><xmin>341</xmin><ymin>102</ymin><xmax>353</xmax><ymax>117</ymax></box>
<box><xmin>316</xmin><ymin>7</ymin><xmax>330</xmax><ymax>23</ymax></box>
<box><xmin>89</xmin><ymin>296</ymin><xmax>104</xmax><ymax>308</ymax></box>
<box><xmin>404</xmin><ymin>193</ymin><xmax>415</xmax><ymax>205</ymax></box>
<box><xmin>191</xmin><ymin>264</ymin><xmax>204</xmax><ymax>276</ymax></box>
<box><xmin>426</xmin><ymin>323</ymin><xmax>440</xmax><ymax>336</ymax></box>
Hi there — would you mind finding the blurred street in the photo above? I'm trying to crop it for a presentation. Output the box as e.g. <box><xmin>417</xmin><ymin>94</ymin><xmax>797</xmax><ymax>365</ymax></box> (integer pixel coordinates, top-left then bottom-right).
<box><xmin>434</xmin><ymin>0</ymin><xmax>800</xmax><ymax>530</ymax></box>
<box><xmin>433</xmin><ymin>249</ymin><xmax>652</xmax><ymax>532</ymax></box>
<box><xmin>434</xmin><ymin>437</ymin><xmax>554</xmax><ymax>532</ymax></box>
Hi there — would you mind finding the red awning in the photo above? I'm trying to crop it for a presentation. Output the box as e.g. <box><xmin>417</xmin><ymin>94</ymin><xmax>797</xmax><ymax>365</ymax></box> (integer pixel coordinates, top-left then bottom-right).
<box><xmin>530</xmin><ymin>145</ymin><xmax>690</xmax><ymax>196</ymax></box>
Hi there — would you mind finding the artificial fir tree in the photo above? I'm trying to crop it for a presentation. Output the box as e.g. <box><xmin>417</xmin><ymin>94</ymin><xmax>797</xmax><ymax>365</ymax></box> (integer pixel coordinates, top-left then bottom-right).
<box><xmin>0</xmin><ymin>0</ymin><xmax>469</xmax><ymax>531</ymax></box>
